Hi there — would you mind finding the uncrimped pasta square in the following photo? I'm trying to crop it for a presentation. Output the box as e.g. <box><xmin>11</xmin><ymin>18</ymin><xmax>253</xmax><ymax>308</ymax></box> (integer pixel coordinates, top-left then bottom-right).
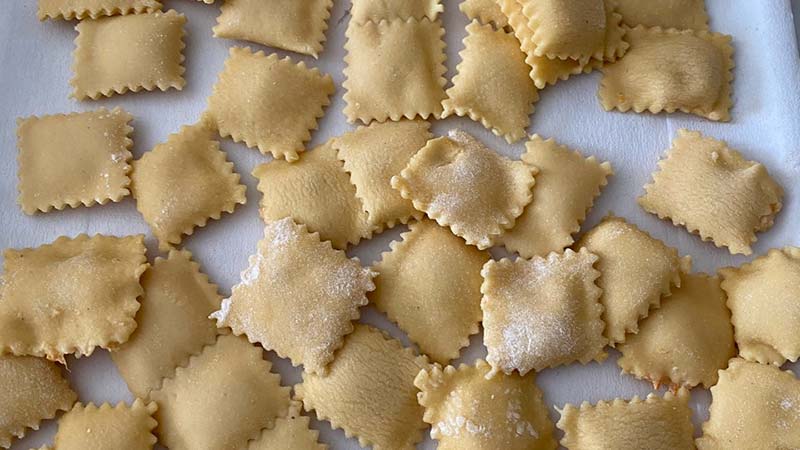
<box><xmin>131</xmin><ymin>123</ymin><xmax>246</xmax><ymax>251</ymax></box>
<box><xmin>442</xmin><ymin>21</ymin><xmax>538</xmax><ymax>143</ymax></box>
<box><xmin>0</xmin><ymin>234</ymin><xmax>147</xmax><ymax>362</ymax></box>
<box><xmin>459</xmin><ymin>0</ymin><xmax>508</xmax><ymax>27</ymax></box>
<box><xmin>613</xmin><ymin>0</ymin><xmax>709</xmax><ymax>30</ymax></box>
<box><xmin>639</xmin><ymin>130</ymin><xmax>783</xmax><ymax>255</ymax></box>
<box><xmin>350</xmin><ymin>0</ymin><xmax>442</xmax><ymax>24</ymax></box>
<box><xmin>344</xmin><ymin>18</ymin><xmax>447</xmax><ymax>124</ymax></box>
<box><xmin>599</xmin><ymin>26</ymin><xmax>734</xmax><ymax>121</ymax></box>
<box><xmin>205</xmin><ymin>47</ymin><xmax>335</xmax><ymax>161</ymax></box>
<box><xmin>38</xmin><ymin>0</ymin><xmax>161</xmax><ymax>20</ymax></box>
<box><xmin>71</xmin><ymin>10</ymin><xmax>186</xmax><ymax>100</ymax></box>
<box><xmin>247</xmin><ymin>401</ymin><xmax>325</xmax><ymax>450</ymax></box>
<box><xmin>210</xmin><ymin>218</ymin><xmax>375</xmax><ymax>374</ymax></box>
<box><xmin>53</xmin><ymin>400</ymin><xmax>157</xmax><ymax>450</ymax></box>
<box><xmin>16</xmin><ymin>108</ymin><xmax>133</xmax><ymax>215</ymax></box>
<box><xmin>213</xmin><ymin>0</ymin><xmax>332</xmax><ymax>58</ymax></box>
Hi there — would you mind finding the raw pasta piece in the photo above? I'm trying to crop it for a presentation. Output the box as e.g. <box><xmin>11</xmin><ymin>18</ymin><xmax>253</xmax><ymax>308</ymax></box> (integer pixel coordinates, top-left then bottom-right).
<box><xmin>131</xmin><ymin>123</ymin><xmax>246</xmax><ymax>251</ymax></box>
<box><xmin>442</xmin><ymin>21</ymin><xmax>538</xmax><ymax>143</ymax></box>
<box><xmin>213</xmin><ymin>0</ymin><xmax>332</xmax><ymax>58</ymax></box>
<box><xmin>371</xmin><ymin>219</ymin><xmax>489</xmax><ymax>364</ymax></box>
<box><xmin>639</xmin><ymin>130</ymin><xmax>783</xmax><ymax>255</ymax></box>
<box><xmin>391</xmin><ymin>130</ymin><xmax>536</xmax><ymax>249</ymax></box>
<box><xmin>111</xmin><ymin>250</ymin><xmax>222</xmax><ymax>398</ymax></box>
<box><xmin>150</xmin><ymin>335</ymin><xmax>291</xmax><ymax>450</ymax></box>
<box><xmin>617</xmin><ymin>273</ymin><xmax>735</xmax><ymax>388</ymax></box>
<box><xmin>557</xmin><ymin>389</ymin><xmax>695</xmax><ymax>450</ymax></box>
<box><xmin>696</xmin><ymin>359</ymin><xmax>800</xmax><ymax>450</ymax></box>
<box><xmin>205</xmin><ymin>47</ymin><xmax>335</xmax><ymax>161</ymax></box>
<box><xmin>415</xmin><ymin>360</ymin><xmax>556</xmax><ymax>449</ymax></box>
<box><xmin>334</xmin><ymin>120</ymin><xmax>431</xmax><ymax>230</ymax></box>
<box><xmin>247</xmin><ymin>401</ymin><xmax>326</xmax><ymax>450</ymax></box>
<box><xmin>599</xmin><ymin>27</ymin><xmax>734</xmax><ymax>121</ymax></box>
<box><xmin>0</xmin><ymin>356</ymin><xmax>76</xmax><ymax>448</ymax></box>
<box><xmin>71</xmin><ymin>10</ymin><xmax>186</xmax><ymax>100</ymax></box>
<box><xmin>295</xmin><ymin>325</ymin><xmax>429</xmax><ymax>450</ymax></box>
<box><xmin>0</xmin><ymin>234</ymin><xmax>147</xmax><ymax>362</ymax></box>
<box><xmin>253</xmin><ymin>142</ymin><xmax>372</xmax><ymax>249</ymax></box>
<box><xmin>16</xmin><ymin>108</ymin><xmax>133</xmax><ymax>215</ymax></box>
<box><xmin>343</xmin><ymin>18</ymin><xmax>447</xmax><ymax>124</ymax></box>
<box><xmin>53</xmin><ymin>399</ymin><xmax>157</xmax><ymax>450</ymax></box>
<box><xmin>575</xmin><ymin>216</ymin><xmax>687</xmax><ymax>345</ymax></box>
<box><xmin>498</xmin><ymin>135</ymin><xmax>612</xmax><ymax>258</ymax></box>
<box><xmin>719</xmin><ymin>247</ymin><xmax>800</xmax><ymax>365</ymax></box>
<box><xmin>350</xmin><ymin>0</ymin><xmax>442</xmax><ymax>24</ymax></box>
<box><xmin>209</xmin><ymin>218</ymin><xmax>375</xmax><ymax>374</ymax></box>
<box><xmin>613</xmin><ymin>0</ymin><xmax>709</xmax><ymax>30</ymax></box>
<box><xmin>481</xmin><ymin>248</ymin><xmax>606</xmax><ymax>375</ymax></box>
<box><xmin>459</xmin><ymin>0</ymin><xmax>508</xmax><ymax>27</ymax></box>
<box><xmin>38</xmin><ymin>0</ymin><xmax>161</xmax><ymax>20</ymax></box>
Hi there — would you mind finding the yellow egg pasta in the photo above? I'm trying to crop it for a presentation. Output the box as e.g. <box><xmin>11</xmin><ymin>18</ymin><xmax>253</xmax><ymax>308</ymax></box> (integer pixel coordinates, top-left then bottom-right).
<box><xmin>458</xmin><ymin>0</ymin><xmax>508</xmax><ymax>27</ymax></box>
<box><xmin>349</xmin><ymin>0</ymin><xmax>442</xmax><ymax>25</ymax></box>
<box><xmin>247</xmin><ymin>401</ymin><xmax>326</xmax><ymax>450</ymax></box>
<box><xmin>613</xmin><ymin>0</ymin><xmax>709</xmax><ymax>30</ymax></box>
<box><xmin>53</xmin><ymin>399</ymin><xmax>157</xmax><ymax>450</ymax></box>
<box><xmin>38</xmin><ymin>0</ymin><xmax>161</xmax><ymax>20</ymax></box>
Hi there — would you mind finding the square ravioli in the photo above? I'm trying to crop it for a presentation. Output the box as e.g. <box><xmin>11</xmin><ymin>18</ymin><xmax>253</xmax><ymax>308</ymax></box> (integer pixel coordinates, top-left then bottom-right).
<box><xmin>343</xmin><ymin>18</ymin><xmax>447</xmax><ymax>124</ymax></box>
<box><xmin>497</xmin><ymin>135</ymin><xmax>612</xmax><ymax>258</ymax></box>
<box><xmin>205</xmin><ymin>47</ymin><xmax>335</xmax><ymax>161</ymax></box>
<box><xmin>151</xmin><ymin>335</ymin><xmax>291</xmax><ymax>450</ymax></box>
<box><xmin>614</xmin><ymin>0</ymin><xmax>709</xmax><ymax>30</ymax></box>
<box><xmin>350</xmin><ymin>0</ymin><xmax>442</xmax><ymax>24</ymax></box>
<box><xmin>16</xmin><ymin>108</ymin><xmax>133</xmax><ymax>215</ymax></box>
<box><xmin>639</xmin><ymin>130</ymin><xmax>783</xmax><ymax>255</ymax></box>
<box><xmin>391</xmin><ymin>130</ymin><xmax>536</xmax><ymax>249</ymax></box>
<box><xmin>0</xmin><ymin>356</ymin><xmax>76</xmax><ymax>448</ymax></box>
<box><xmin>53</xmin><ymin>400</ymin><xmax>157</xmax><ymax>450</ymax></box>
<box><xmin>111</xmin><ymin>250</ymin><xmax>222</xmax><ymax>398</ymax></box>
<box><xmin>334</xmin><ymin>120</ymin><xmax>431</xmax><ymax>231</ymax></box>
<box><xmin>415</xmin><ymin>360</ymin><xmax>556</xmax><ymax>449</ymax></box>
<box><xmin>557</xmin><ymin>389</ymin><xmax>695</xmax><ymax>450</ymax></box>
<box><xmin>0</xmin><ymin>234</ymin><xmax>147</xmax><ymax>362</ymax></box>
<box><xmin>576</xmin><ymin>216</ymin><xmax>688</xmax><ymax>345</ymax></box>
<box><xmin>253</xmin><ymin>141</ymin><xmax>372</xmax><ymax>249</ymax></box>
<box><xmin>210</xmin><ymin>218</ymin><xmax>375</xmax><ymax>374</ymax></box>
<box><xmin>296</xmin><ymin>325</ymin><xmax>429</xmax><ymax>450</ymax></box>
<box><xmin>696</xmin><ymin>359</ymin><xmax>800</xmax><ymax>450</ymax></box>
<box><xmin>481</xmin><ymin>248</ymin><xmax>606</xmax><ymax>375</ymax></box>
<box><xmin>599</xmin><ymin>26</ymin><xmax>734</xmax><ymax>121</ymax></box>
<box><xmin>213</xmin><ymin>0</ymin><xmax>332</xmax><ymax>58</ymax></box>
<box><xmin>131</xmin><ymin>123</ymin><xmax>246</xmax><ymax>251</ymax></box>
<box><xmin>38</xmin><ymin>0</ymin><xmax>161</xmax><ymax>20</ymax></box>
<box><xmin>459</xmin><ymin>0</ymin><xmax>508</xmax><ymax>27</ymax></box>
<box><xmin>247</xmin><ymin>401</ymin><xmax>325</xmax><ymax>450</ymax></box>
<box><xmin>720</xmin><ymin>247</ymin><xmax>800</xmax><ymax>365</ymax></box>
<box><xmin>71</xmin><ymin>10</ymin><xmax>186</xmax><ymax>100</ymax></box>
<box><xmin>617</xmin><ymin>273</ymin><xmax>736</xmax><ymax>388</ymax></box>
<box><xmin>371</xmin><ymin>219</ymin><xmax>489</xmax><ymax>364</ymax></box>
<box><xmin>442</xmin><ymin>21</ymin><xmax>539</xmax><ymax>143</ymax></box>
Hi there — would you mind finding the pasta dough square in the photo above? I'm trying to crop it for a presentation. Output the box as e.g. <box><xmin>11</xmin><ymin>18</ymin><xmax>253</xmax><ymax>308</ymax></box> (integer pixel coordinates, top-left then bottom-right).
<box><xmin>481</xmin><ymin>248</ymin><xmax>606</xmax><ymax>375</ymax></box>
<box><xmin>247</xmin><ymin>401</ymin><xmax>325</xmax><ymax>450</ymax></box>
<box><xmin>343</xmin><ymin>18</ymin><xmax>447</xmax><ymax>124</ymax></box>
<box><xmin>617</xmin><ymin>273</ymin><xmax>735</xmax><ymax>388</ymax></box>
<box><xmin>459</xmin><ymin>0</ymin><xmax>508</xmax><ymax>27</ymax></box>
<box><xmin>0</xmin><ymin>356</ymin><xmax>76</xmax><ymax>448</ymax></box>
<box><xmin>38</xmin><ymin>0</ymin><xmax>161</xmax><ymax>20</ymax></box>
<box><xmin>415</xmin><ymin>360</ymin><xmax>557</xmax><ymax>449</ymax></box>
<box><xmin>350</xmin><ymin>0</ymin><xmax>442</xmax><ymax>24</ymax></box>
<box><xmin>497</xmin><ymin>135</ymin><xmax>612</xmax><ymax>258</ymax></box>
<box><xmin>296</xmin><ymin>325</ymin><xmax>429</xmax><ymax>450</ymax></box>
<box><xmin>696</xmin><ymin>359</ymin><xmax>800</xmax><ymax>450</ymax></box>
<box><xmin>719</xmin><ymin>247</ymin><xmax>800</xmax><ymax>365</ymax></box>
<box><xmin>613</xmin><ymin>0</ymin><xmax>709</xmax><ymax>30</ymax></box>
<box><xmin>557</xmin><ymin>389</ymin><xmax>695</xmax><ymax>449</ymax></box>
<box><xmin>111</xmin><ymin>250</ymin><xmax>223</xmax><ymax>398</ymax></box>
<box><xmin>371</xmin><ymin>219</ymin><xmax>489</xmax><ymax>364</ymax></box>
<box><xmin>0</xmin><ymin>234</ymin><xmax>147</xmax><ymax>362</ymax></box>
<box><xmin>599</xmin><ymin>27</ymin><xmax>734</xmax><ymax>121</ymax></box>
<box><xmin>576</xmin><ymin>216</ymin><xmax>688</xmax><ymax>345</ymax></box>
<box><xmin>205</xmin><ymin>47</ymin><xmax>335</xmax><ymax>161</ymax></box>
<box><xmin>442</xmin><ymin>21</ymin><xmax>539</xmax><ymax>143</ymax></box>
<box><xmin>639</xmin><ymin>130</ymin><xmax>783</xmax><ymax>255</ymax></box>
<box><xmin>16</xmin><ymin>108</ymin><xmax>133</xmax><ymax>215</ymax></box>
<box><xmin>71</xmin><ymin>10</ymin><xmax>186</xmax><ymax>100</ymax></box>
<box><xmin>131</xmin><ymin>123</ymin><xmax>246</xmax><ymax>251</ymax></box>
<box><xmin>253</xmin><ymin>141</ymin><xmax>372</xmax><ymax>249</ymax></box>
<box><xmin>334</xmin><ymin>120</ymin><xmax>431</xmax><ymax>231</ymax></box>
<box><xmin>210</xmin><ymin>218</ymin><xmax>375</xmax><ymax>374</ymax></box>
<box><xmin>213</xmin><ymin>0</ymin><xmax>332</xmax><ymax>58</ymax></box>
<box><xmin>391</xmin><ymin>130</ymin><xmax>536</xmax><ymax>249</ymax></box>
<box><xmin>150</xmin><ymin>335</ymin><xmax>291</xmax><ymax>450</ymax></box>
<box><xmin>53</xmin><ymin>399</ymin><xmax>157</xmax><ymax>450</ymax></box>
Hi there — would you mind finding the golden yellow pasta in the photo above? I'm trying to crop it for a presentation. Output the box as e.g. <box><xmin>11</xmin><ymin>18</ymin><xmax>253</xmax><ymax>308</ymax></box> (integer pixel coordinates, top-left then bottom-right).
<box><xmin>53</xmin><ymin>399</ymin><xmax>157</xmax><ymax>450</ymax></box>
<box><xmin>458</xmin><ymin>0</ymin><xmax>508</xmax><ymax>27</ymax></box>
<box><xmin>613</xmin><ymin>0</ymin><xmax>709</xmax><ymax>30</ymax></box>
<box><xmin>247</xmin><ymin>401</ymin><xmax>326</xmax><ymax>450</ymax></box>
<box><xmin>38</xmin><ymin>0</ymin><xmax>161</xmax><ymax>20</ymax></box>
<box><xmin>349</xmin><ymin>0</ymin><xmax>442</xmax><ymax>24</ymax></box>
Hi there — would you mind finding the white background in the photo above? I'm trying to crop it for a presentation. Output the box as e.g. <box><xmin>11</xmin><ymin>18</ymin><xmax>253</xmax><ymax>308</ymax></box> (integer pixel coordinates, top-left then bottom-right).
<box><xmin>2</xmin><ymin>0</ymin><xmax>799</xmax><ymax>448</ymax></box>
